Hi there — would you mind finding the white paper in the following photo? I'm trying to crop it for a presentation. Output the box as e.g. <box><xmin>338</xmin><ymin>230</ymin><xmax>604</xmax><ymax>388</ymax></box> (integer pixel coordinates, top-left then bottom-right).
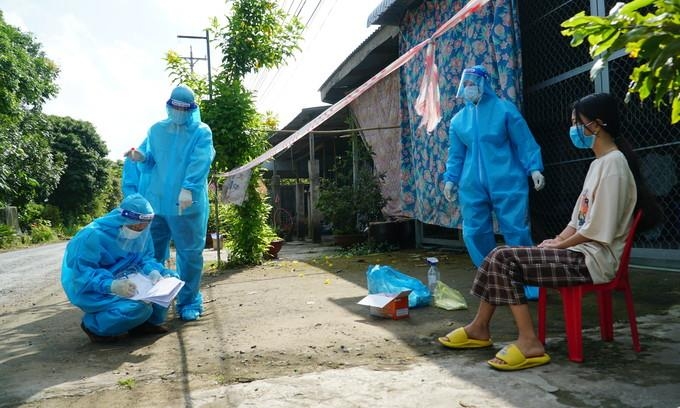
<box><xmin>127</xmin><ymin>273</ymin><xmax>185</xmax><ymax>308</ymax></box>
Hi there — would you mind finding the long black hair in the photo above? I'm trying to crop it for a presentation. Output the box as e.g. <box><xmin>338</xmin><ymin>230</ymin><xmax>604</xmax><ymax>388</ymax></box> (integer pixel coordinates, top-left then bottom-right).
<box><xmin>573</xmin><ymin>93</ymin><xmax>662</xmax><ymax>231</ymax></box>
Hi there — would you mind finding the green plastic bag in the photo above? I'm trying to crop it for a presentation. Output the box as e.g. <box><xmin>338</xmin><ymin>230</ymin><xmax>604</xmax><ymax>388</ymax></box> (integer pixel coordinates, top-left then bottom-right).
<box><xmin>433</xmin><ymin>280</ymin><xmax>467</xmax><ymax>310</ymax></box>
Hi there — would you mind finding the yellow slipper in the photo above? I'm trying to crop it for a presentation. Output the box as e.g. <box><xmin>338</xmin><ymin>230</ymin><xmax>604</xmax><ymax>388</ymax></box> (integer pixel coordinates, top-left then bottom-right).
<box><xmin>437</xmin><ymin>327</ymin><xmax>493</xmax><ymax>349</ymax></box>
<box><xmin>487</xmin><ymin>344</ymin><xmax>551</xmax><ymax>371</ymax></box>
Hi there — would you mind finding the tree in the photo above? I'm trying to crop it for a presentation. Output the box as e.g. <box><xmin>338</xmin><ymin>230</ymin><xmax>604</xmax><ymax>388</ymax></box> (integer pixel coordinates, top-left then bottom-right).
<box><xmin>0</xmin><ymin>115</ymin><xmax>63</xmax><ymax>207</ymax></box>
<box><xmin>102</xmin><ymin>160</ymin><xmax>124</xmax><ymax>212</ymax></box>
<box><xmin>217</xmin><ymin>0</ymin><xmax>303</xmax><ymax>81</ymax></box>
<box><xmin>46</xmin><ymin>116</ymin><xmax>110</xmax><ymax>224</ymax></box>
<box><xmin>166</xmin><ymin>0</ymin><xmax>303</xmax><ymax>265</ymax></box>
<box><xmin>0</xmin><ymin>11</ymin><xmax>62</xmax><ymax>208</ymax></box>
<box><xmin>561</xmin><ymin>0</ymin><xmax>680</xmax><ymax>123</ymax></box>
<box><xmin>0</xmin><ymin>11</ymin><xmax>59</xmax><ymax>119</ymax></box>
<box><xmin>164</xmin><ymin>49</ymin><xmax>209</xmax><ymax>101</ymax></box>
<box><xmin>207</xmin><ymin>0</ymin><xmax>302</xmax><ymax>265</ymax></box>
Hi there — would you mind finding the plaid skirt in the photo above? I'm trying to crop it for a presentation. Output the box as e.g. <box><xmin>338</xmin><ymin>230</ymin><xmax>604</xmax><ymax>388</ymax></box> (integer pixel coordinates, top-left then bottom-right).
<box><xmin>471</xmin><ymin>245</ymin><xmax>593</xmax><ymax>305</ymax></box>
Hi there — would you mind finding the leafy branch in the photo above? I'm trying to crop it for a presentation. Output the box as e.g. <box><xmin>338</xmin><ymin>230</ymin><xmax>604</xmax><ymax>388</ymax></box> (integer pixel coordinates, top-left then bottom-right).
<box><xmin>561</xmin><ymin>0</ymin><xmax>680</xmax><ymax>123</ymax></box>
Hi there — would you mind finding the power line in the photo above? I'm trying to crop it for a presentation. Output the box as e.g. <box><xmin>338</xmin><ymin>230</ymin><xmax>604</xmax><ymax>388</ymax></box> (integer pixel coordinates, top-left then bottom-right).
<box><xmin>248</xmin><ymin>0</ymin><xmax>303</xmax><ymax>98</ymax></box>
<box><xmin>251</xmin><ymin>0</ymin><xmax>307</xmax><ymax>96</ymax></box>
<box><xmin>259</xmin><ymin>0</ymin><xmax>331</xmax><ymax>102</ymax></box>
<box><xmin>304</xmin><ymin>0</ymin><xmax>323</xmax><ymax>27</ymax></box>
<box><xmin>294</xmin><ymin>0</ymin><xmax>308</xmax><ymax>18</ymax></box>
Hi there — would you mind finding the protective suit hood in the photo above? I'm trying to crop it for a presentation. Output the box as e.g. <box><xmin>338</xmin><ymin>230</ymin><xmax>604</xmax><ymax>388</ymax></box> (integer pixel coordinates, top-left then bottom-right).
<box><xmin>456</xmin><ymin>65</ymin><xmax>496</xmax><ymax>103</ymax></box>
<box><xmin>87</xmin><ymin>193</ymin><xmax>154</xmax><ymax>254</ymax></box>
<box><xmin>96</xmin><ymin>193</ymin><xmax>155</xmax><ymax>229</ymax></box>
<box><xmin>165</xmin><ymin>85</ymin><xmax>201</xmax><ymax>126</ymax></box>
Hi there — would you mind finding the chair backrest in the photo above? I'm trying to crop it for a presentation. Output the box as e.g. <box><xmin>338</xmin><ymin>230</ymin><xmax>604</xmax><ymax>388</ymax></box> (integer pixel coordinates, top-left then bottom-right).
<box><xmin>614</xmin><ymin>209</ymin><xmax>643</xmax><ymax>285</ymax></box>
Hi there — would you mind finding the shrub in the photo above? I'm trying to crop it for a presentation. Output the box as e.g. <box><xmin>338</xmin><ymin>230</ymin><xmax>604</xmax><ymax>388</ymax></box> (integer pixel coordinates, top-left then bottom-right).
<box><xmin>19</xmin><ymin>202</ymin><xmax>45</xmax><ymax>231</ymax></box>
<box><xmin>30</xmin><ymin>219</ymin><xmax>56</xmax><ymax>243</ymax></box>
<box><xmin>0</xmin><ymin>224</ymin><xmax>18</xmax><ymax>248</ymax></box>
<box><xmin>316</xmin><ymin>143</ymin><xmax>387</xmax><ymax>235</ymax></box>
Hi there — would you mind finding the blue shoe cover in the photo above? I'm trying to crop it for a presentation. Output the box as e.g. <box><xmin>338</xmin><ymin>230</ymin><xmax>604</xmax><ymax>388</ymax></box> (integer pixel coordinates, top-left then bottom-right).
<box><xmin>524</xmin><ymin>285</ymin><xmax>539</xmax><ymax>301</ymax></box>
<box><xmin>180</xmin><ymin>309</ymin><xmax>200</xmax><ymax>321</ymax></box>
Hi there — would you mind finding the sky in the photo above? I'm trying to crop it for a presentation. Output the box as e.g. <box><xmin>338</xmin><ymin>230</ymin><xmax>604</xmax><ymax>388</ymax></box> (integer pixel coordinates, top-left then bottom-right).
<box><xmin>0</xmin><ymin>0</ymin><xmax>383</xmax><ymax>159</ymax></box>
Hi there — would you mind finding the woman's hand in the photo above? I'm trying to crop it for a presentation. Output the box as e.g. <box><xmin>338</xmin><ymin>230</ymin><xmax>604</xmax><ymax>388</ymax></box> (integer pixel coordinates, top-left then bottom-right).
<box><xmin>538</xmin><ymin>238</ymin><xmax>562</xmax><ymax>248</ymax></box>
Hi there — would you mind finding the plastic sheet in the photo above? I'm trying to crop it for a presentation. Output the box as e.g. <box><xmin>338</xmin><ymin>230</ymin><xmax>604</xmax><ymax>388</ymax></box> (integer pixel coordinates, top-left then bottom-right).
<box><xmin>433</xmin><ymin>281</ymin><xmax>467</xmax><ymax>310</ymax></box>
<box><xmin>366</xmin><ymin>264</ymin><xmax>431</xmax><ymax>308</ymax></box>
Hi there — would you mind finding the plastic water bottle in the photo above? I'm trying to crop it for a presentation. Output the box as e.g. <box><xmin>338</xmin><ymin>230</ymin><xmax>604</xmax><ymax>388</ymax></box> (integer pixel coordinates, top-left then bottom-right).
<box><xmin>426</xmin><ymin>257</ymin><xmax>440</xmax><ymax>293</ymax></box>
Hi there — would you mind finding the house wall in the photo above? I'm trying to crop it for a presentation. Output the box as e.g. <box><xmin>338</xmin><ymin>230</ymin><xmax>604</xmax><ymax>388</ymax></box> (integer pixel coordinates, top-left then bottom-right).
<box><xmin>350</xmin><ymin>71</ymin><xmax>404</xmax><ymax>218</ymax></box>
<box><xmin>382</xmin><ymin>0</ymin><xmax>679</xmax><ymax>260</ymax></box>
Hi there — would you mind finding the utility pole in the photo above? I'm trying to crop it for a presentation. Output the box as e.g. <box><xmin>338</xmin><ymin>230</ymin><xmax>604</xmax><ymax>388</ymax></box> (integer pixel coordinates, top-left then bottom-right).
<box><xmin>181</xmin><ymin>45</ymin><xmax>206</xmax><ymax>73</ymax></box>
<box><xmin>177</xmin><ymin>29</ymin><xmax>213</xmax><ymax>99</ymax></box>
<box><xmin>177</xmin><ymin>29</ymin><xmax>221</xmax><ymax>265</ymax></box>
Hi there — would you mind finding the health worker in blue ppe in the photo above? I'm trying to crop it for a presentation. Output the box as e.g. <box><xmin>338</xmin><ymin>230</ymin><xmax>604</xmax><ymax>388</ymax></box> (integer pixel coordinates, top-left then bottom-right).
<box><xmin>61</xmin><ymin>194</ymin><xmax>179</xmax><ymax>343</ymax></box>
<box><xmin>443</xmin><ymin>65</ymin><xmax>545</xmax><ymax>299</ymax></box>
<box><xmin>122</xmin><ymin>85</ymin><xmax>215</xmax><ymax>321</ymax></box>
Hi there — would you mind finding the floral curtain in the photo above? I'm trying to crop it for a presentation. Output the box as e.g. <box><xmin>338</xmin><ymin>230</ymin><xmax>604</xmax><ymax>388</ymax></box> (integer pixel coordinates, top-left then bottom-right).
<box><xmin>399</xmin><ymin>0</ymin><xmax>523</xmax><ymax>228</ymax></box>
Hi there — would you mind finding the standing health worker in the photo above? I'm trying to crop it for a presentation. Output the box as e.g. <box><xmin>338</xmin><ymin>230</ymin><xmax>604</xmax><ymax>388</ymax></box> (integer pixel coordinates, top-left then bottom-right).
<box><xmin>443</xmin><ymin>65</ymin><xmax>545</xmax><ymax>299</ymax></box>
<box><xmin>123</xmin><ymin>85</ymin><xmax>215</xmax><ymax>321</ymax></box>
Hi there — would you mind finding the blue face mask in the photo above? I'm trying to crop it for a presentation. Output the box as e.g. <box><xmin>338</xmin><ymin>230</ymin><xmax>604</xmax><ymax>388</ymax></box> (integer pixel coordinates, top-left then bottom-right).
<box><xmin>463</xmin><ymin>85</ymin><xmax>480</xmax><ymax>103</ymax></box>
<box><xmin>569</xmin><ymin>125</ymin><xmax>595</xmax><ymax>149</ymax></box>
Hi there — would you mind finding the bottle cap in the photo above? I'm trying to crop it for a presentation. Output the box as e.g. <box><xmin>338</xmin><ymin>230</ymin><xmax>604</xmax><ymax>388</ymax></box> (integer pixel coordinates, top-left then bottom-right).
<box><xmin>426</xmin><ymin>257</ymin><xmax>439</xmax><ymax>265</ymax></box>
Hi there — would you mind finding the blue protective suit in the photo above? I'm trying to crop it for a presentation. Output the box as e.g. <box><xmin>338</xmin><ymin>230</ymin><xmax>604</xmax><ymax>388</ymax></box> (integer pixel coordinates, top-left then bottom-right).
<box><xmin>444</xmin><ymin>66</ymin><xmax>543</xmax><ymax>269</ymax></box>
<box><xmin>122</xmin><ymin>85</ymin><xmax>215</xmax><ymax>319</ymax></box>
<box><xmin>122</xmin><ymin>157</ymin><xmax>140</xmax><ymax>197</ymax></box>
<box><xmin>61</xmin><ymin>194</ymin><xmax>178</xmax><ymax>337</ymax></box>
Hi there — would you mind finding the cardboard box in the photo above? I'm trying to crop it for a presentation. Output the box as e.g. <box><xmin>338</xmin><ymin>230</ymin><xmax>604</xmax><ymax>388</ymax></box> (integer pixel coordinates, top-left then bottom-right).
<box><xmin>357</xmin><ymin>290</ymin><xmax>411</xmax><ymax>320</ymax></box>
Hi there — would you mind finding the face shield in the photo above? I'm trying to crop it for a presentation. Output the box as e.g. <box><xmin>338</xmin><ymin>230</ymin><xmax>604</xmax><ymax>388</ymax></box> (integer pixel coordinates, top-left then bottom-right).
<box><xmin>456</xmin><ymin>67</ymin><xmax>487</xmax><ymax>104</ymax></box>
<box><xmin>166</xmin><ymin>99</ymin><xmax>198</xmax><ymax>125</ymax></box>
<box><xmin>115</xmin><ymin>207</ymin><xmax>154</xmax><ymax>253</ymax></box>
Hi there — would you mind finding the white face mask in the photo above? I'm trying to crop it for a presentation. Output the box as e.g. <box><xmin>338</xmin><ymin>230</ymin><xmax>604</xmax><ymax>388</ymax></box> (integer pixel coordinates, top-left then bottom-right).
<box><xmin>463</xmin><ymin>85</ymin><xmax>480</xmax><ymax>103</ymax></box>
<box><xmin>119</xmin><ymin>226</ymin><xmax>143</xmax><ymax>240</ymax></box>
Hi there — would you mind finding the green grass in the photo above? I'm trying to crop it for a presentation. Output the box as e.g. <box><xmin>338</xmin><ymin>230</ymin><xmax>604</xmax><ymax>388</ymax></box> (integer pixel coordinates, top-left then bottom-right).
<box><xmin>117</xmin><ymin>377</ymin><xmax>136</xmax><ymax>390</ymax></box>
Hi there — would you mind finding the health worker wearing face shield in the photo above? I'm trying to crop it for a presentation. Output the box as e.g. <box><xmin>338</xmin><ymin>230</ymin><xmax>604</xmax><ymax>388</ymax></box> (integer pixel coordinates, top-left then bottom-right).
<box><xmin>122</xmin><ymin>85</ymin><xmax>215</xmax><ymax>322</ymax></box>
<box><xmin>443</xmin><ymin>65</ymin><xmax>545</xmax><ymax>299</ymax></box>
<box><xmin>61</xmin><ymin>194</ymin><xmax>180</xmax><ymax>343</ymax></box>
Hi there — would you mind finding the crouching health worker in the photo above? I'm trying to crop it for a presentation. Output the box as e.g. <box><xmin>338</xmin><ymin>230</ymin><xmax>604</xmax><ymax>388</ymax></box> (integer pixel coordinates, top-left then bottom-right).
<box><xmin>61</xmin><ymin>194</ymin><xmax>179</xmax><ymax>343</ymax></box>
<box><xmin>443</xmin><ymin>65</ymin><xmax>545</xmax><ymax>300</ymax></box>
<box><xmin>438</xmin><ymin>93</ymin><xmax>659</xmax><ymax>370</ymax></box>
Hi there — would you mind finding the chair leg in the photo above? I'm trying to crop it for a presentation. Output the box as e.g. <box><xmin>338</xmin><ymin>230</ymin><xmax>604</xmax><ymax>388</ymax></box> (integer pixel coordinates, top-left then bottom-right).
<box><xmin>597</xmin><ymin>290</ymin><xmax>614</xmax><ymax>341</ymax></box>
<box><xmin>622</xmin><ymin>286</ymin><xmax>642</xmax><ymax>352</ymax></box>
<box><xmin>561</xmin><ymin>288</ymin><xmax>584</xmax><ymax>363</ymax></box>
<box><xmin>538</xmin><ymin>288</ymin><xmax>547</xmax><ymax>344</ymax></box>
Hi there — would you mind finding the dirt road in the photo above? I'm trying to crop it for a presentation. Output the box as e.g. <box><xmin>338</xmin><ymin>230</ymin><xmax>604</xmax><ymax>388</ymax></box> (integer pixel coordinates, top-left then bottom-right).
<box><xmin>1</xmin><ymin>241</ymin><xmax>679</xmax><ymax>407</ymax></box>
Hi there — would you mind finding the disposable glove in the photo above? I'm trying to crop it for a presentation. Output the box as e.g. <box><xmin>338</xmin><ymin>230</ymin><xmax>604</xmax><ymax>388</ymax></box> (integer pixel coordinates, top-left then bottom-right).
<box><xmin>178</xmin><ymin>188</ymin><xmax>193</xmax><ymax>215</ymax></box>
<box><xmin>443</xmin><ymin>181</ymin><xmax>457</xmax><ymax>202</ymax></box>
<box><xmin>123</xmin><ymin>148</ymin><xmax>145</xmax><ymax>162</ymax></box>
<box><xmin>531</xmin><ymin>170</ymin><xmax>546</xmax><ymax>191</ymax></box>
<box><xmin>148</xmin><ymin>270</ymin><xmax>163</xmax><ymax>284</ymax></box>
<box><xmin>111</xmin><ymin>279</ymin><xmax>137</xmax><ymax>298</ymax></box>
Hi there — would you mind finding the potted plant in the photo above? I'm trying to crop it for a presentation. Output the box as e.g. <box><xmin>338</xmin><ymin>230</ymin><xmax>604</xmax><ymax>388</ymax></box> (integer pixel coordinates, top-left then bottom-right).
<box><xmin>316</xmin><ymin>146</ymin><xmax>388</xmax><ymax>248</ymax></box>
<box><xmin>263</xmin><ymin>224</ymin><xmax>285</xmax><ymax>259</ymax></box>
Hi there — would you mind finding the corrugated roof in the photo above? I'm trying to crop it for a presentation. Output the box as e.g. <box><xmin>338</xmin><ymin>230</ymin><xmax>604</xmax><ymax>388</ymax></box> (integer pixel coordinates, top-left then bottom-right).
<box><xmin>366</xmin><ymin>0</ymin><xmax>423</xmax><ymax>26</ymax></box>
<box><xmin>318</xmin><ymin>25</ymin><xmax>399</xmax><ymax>104</ymax></box>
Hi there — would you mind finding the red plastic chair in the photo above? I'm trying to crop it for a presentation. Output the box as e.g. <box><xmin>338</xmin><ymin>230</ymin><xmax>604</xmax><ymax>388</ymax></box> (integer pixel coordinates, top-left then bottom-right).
<box><xmin>537</xmin><ymin>209</ymin><xmax>643</xmax><ymax>363</ymax></box>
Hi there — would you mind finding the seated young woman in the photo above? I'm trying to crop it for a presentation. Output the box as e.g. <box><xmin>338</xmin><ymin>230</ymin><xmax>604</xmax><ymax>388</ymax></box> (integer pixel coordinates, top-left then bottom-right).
<box><xmin>437</xmin><ymin>92</ymin><xmax>661</xmax><ymax>370</ymax></box>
